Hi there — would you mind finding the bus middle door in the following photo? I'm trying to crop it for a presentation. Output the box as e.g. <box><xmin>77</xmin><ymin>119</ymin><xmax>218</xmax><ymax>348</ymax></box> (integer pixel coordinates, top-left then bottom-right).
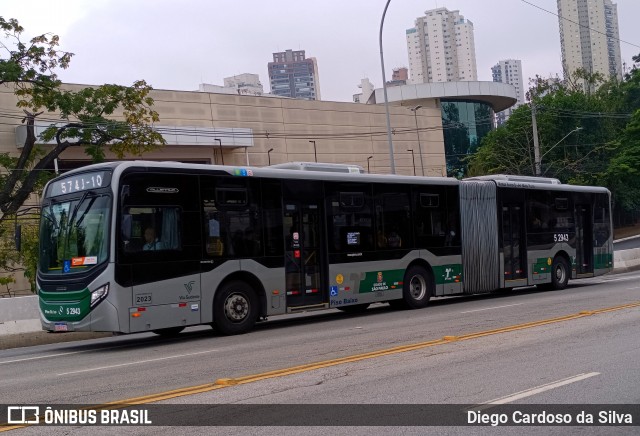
<box><xmin>284</xmin><ymin>202</ymin><xmax>324</xmax><ymax>310</ymax></box>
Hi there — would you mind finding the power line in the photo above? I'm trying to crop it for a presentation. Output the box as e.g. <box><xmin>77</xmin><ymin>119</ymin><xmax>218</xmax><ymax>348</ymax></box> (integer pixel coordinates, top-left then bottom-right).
<box><xmin>519</xmin><ymin>0</ymin><xmax>640</xmax><ymax>49</ymax></box>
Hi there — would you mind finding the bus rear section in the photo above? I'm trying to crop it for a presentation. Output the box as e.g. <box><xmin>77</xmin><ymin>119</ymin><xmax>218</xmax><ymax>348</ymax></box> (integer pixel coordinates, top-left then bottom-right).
<box><xmin>459</xmin><ymin>177</ymin><xmax>613</xmax><ymax>294</ymax></box>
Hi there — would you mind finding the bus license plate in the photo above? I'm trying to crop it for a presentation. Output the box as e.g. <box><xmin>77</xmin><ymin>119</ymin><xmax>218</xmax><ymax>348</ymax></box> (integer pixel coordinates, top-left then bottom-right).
<box><xmin>54</xmin><ymin>322</ymin><xmax>68</xmax><ymax>332</ymax></box>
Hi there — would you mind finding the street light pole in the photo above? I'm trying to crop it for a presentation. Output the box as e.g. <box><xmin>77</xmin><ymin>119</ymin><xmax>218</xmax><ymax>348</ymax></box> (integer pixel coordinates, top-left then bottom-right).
<box><xmin>309</xmin><ymin>140</ymin><xmax>317</xmax><ymax>162</ymax></box>
<box><xmin>410</xmin><ymin>105</ymin><xmax>425</xmax><ymax>176</ymax></box>
<box><xmin>267</xmin><ymin>148</ymin><xmax>274</xmax><ymax>166</ymax></box>
<box><xmin>379</xmin><ymin>0</ymin><xmax>395</xmax><ymax>174</ymax></box>
<box><xmin>215</xmin><ymin>138</ymin><xmax>224</xmax><ymax>165</ymax></box>
<box><xmin>538</xmin><ymin>127</ymin><xmax>582</xmax><ymax>175</ymax></box>
<box><xmin>367</xmin><ymin>155</ymin><xmax>373</xmax><ymax>173</ymax></box>
<box><xmin>407</xmin><ymin>149</ymin><xmax>416</xmax><ymax>175</ymax></box>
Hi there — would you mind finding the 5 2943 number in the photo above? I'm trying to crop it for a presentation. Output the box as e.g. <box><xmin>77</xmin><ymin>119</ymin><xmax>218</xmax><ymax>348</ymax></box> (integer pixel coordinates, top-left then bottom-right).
<box><xmin>554</xmin><ymin>233</ymin><xmax>569</xmax><ymax>242</ymax></box>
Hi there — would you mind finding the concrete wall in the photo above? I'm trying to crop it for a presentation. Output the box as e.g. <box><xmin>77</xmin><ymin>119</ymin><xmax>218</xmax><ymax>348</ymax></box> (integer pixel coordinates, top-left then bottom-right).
<box><xmin>0</xmin><ymin>83</ymin><xmax>448</xmax><ymax>177</ymax></box>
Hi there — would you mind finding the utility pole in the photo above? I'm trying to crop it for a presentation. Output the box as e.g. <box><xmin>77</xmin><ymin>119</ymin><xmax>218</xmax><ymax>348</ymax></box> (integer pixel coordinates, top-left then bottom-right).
<box><xmin>531</xmin><ymin>100</ymin><xmax>541</xmax><ymax>176</ymax></box>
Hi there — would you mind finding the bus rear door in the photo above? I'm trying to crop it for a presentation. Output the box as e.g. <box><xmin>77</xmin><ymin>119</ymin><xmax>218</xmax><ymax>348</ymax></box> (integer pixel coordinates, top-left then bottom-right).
<box><xmin>575</xmin><ymin>203</ymin><xmax>594</xmax><ymax>276</ymax></box>
<box><xmin>501</xmin><ymin>202</ymin><xmax>527</xmax><ymax>286</ymax></box>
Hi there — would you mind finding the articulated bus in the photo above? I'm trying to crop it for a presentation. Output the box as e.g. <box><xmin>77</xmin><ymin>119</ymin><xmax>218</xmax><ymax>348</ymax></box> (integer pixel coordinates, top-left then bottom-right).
<box><xmin>37</xmin><ymin>161</ymin><xmax>613</xmax><ymax>335</ymax></box>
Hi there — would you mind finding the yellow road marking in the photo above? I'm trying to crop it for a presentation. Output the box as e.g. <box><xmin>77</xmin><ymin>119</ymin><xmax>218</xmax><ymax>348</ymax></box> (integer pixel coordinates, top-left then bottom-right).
<box><xmin>2</xmin><ymin>300</ymin><xmax>639</xmax><ymax>432</ymax></box>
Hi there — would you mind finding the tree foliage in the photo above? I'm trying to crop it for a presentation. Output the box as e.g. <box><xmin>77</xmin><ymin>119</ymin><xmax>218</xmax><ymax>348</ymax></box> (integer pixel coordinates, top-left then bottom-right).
<box><xmin>0</xmin><ymin>16</ymin><xmax>165</xmax><ymax>220</ymax></box>
<box><xmin>468</xmin><ymin>60</ymin><xmax>640</xmax><ymax>216</ymax></box>
<box><xmin>0</xmin><ymin>17</ymin><xmax>166</xmax><ymax>291</ymax></box>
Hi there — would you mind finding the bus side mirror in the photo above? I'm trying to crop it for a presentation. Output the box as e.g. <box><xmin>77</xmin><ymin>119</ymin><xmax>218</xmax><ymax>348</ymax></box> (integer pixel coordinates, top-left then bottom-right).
<box><xmin>14</xmin><ymin>224</ymin><xmax>22</xmax><ymax>251</ymax></box>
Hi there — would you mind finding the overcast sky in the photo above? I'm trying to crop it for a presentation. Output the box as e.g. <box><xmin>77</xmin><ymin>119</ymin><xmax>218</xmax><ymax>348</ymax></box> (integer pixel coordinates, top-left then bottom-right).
<box><xmin>3</xmin><ymin>0</ymin><xmax>640</xmax><ymax>102</ymax></box>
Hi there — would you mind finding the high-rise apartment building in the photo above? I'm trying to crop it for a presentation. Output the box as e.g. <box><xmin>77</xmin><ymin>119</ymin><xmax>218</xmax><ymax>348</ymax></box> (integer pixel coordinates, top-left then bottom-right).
<box><xmin>387</xmin><ymin>67</ymin><xmax>409</xmax><ymax>87</ymax></box>
<box><xmin>268</xmin><ymin>49</ymin><xmax>321</xmax><ymax>100</ymax></box>
<box><xmin>491</xmin><ymin>59</ymin><xmax>525</xmax><ymax>124</ymax></box>
<box><xmin>406</xmin><ymin>7</ymin><xmax>478</xmax><ymax>84</ymax></box>
<box><xmin>558</xmin><ymin>0</ymin><xmax>622</xmax><ymax>88</ymax></box>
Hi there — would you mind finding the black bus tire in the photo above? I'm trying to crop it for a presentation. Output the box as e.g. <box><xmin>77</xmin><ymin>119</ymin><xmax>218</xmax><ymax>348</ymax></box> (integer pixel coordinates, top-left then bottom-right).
<box><xmin>152</xmin><ymin>326</ymin><xmax>185</xmax><ymax>337</ymax></box>
<box><xmin>402</xmin><ymin>265</ymin><xmax>432</xmax><ymax>309</ymax></box>
<box><xmin>549</xmin><ymin>256</ymin><xmax>570</xmax><ymax>290</ymax></box>
<box><xmin>213</xmin><ymin>281</ymin><xmax>258</xmax><ymax>335</ymax></box>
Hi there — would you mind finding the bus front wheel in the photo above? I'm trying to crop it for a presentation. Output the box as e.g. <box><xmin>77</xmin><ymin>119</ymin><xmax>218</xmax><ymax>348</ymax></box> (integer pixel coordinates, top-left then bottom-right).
<box><xmin>395</xmin><ymin>265</ymin><xmax>432</xmax><ymax>309</ymax></box>
<box><xmin>213</xmin><ymin>281</ymin><xmax>258</xmax><ymax>335</ymax></box>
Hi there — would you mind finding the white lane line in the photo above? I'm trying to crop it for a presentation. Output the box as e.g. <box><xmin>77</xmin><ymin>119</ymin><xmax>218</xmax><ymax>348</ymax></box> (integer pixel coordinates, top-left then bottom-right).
<box><xmin>0</xmin><ymin>350</ymin><xmax>89</xmax><ymax>365</ymax></box>
<box><xmin>0</xmin><ymin>342</ymin><xmax>141</xmax><ymax>365</ymax></box>
<box><xmin>460</xmin><ymin>303</ymin><xmax>523</xmax><ymax>314</ymax></box>
<box><xmin>57</xmin><ymin>349</ymin><xmax>219</xmax><ymax>376</ymax></box>
<box><xmin>599</xmin><ymin>276</ymin><xmax>640</xmax><ymax>283</ymax></box>
<box><xmin>473</xmin><ymin>372</ymin><xmax>600</xmax><ymax>410</ymax></box>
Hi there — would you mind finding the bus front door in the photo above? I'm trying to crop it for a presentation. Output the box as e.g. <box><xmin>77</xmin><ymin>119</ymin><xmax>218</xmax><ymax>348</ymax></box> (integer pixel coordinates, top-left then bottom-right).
<box><xmin>283</xmin><ymin>198</ymin><xmax>325</xmax><ymax>310</ymax></box>
<box><xmin>502</xmin><ymin>203</ymin><xmax>526</xmax><ymax>284</ymax></box>
<box><xmin>576</xmin><ymin>204</ymin><xmax>594</xmax><ymax>275</ymax></box>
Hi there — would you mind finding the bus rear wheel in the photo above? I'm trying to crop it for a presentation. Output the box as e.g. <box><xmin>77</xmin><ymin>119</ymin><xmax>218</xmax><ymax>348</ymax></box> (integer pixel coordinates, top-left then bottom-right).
<box><xmin>213</xmin><ymin>281</ymin><xmax>258</xmax><ymax>335</ymax></box>
<box><xmin>393</xmin><ymin>266</ymin><xmax>432</xmax><ymax>309</ymax></box>
<box><xmin>548</xmin><ymin>256</ymin><xmax>570</xmax><ymax>290</ymax></box>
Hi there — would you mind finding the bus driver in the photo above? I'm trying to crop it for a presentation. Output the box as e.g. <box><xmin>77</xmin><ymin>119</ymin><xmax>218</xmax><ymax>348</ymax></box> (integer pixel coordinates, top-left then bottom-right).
<box><xmin>143</xmin><ymin>226</ymin><xmax>164</xmax><ymax>251</ymax></box>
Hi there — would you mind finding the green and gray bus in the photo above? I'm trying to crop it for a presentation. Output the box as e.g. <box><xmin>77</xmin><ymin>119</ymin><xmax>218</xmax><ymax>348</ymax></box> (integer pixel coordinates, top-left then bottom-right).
<box><xmin>37</xmin><ymin>161</ymin><xmax>613</xmax><ymax>335</ymax></box>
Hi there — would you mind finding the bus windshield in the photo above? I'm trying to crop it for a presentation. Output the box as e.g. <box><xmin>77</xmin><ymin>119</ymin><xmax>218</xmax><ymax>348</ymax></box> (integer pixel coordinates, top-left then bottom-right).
<box><xmin>39</xmin><ymin>194</ymin><xmax>111</xmax><ymax>275</ymax></box>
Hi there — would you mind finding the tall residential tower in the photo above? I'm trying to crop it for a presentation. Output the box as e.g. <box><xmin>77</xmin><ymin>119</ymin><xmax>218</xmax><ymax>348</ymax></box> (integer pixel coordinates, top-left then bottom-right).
<box><xmin>406</xmin><ymin>7</ymin><xmax>478</xmax><ymax>84</ymax></box>
<box><xmin>268</xmin><ymin>49</ymin><xmax>321</xmax><ymax>100</ymax></box>
<box><xmin>492</xmin><ymin>59</ymin><xmax>525</xmax><ymax>124</ymax></box>
<box><xmin>557</xmin><ymin>0</ymin><xmax>622</xmax><ymax>88</ymax></box>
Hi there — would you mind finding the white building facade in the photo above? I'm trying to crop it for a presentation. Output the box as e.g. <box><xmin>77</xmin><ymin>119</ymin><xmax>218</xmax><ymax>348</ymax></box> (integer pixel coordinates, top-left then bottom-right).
<box><xmin>353</xmin><ymin>78</ymin><xmax>375</xmax><ymax>103</ymax></box>
<box><xmin>198</xmin><ymin>73</ymin><xmax>264</xmax><ymax>96</ymax></box>
<box><xmin>406</xmin><ymin>7</ymin><xmax>478</xmax><ymax>84</ymax></box>
<box><xmin>557</xmin><ymin>0</ymin><xmax>622</xmax><ymax>89</ymax></box>
<box><xmin>491</xmin><ymin>59</ymin><xmax>525</xmax><ymax>124</ymax></box>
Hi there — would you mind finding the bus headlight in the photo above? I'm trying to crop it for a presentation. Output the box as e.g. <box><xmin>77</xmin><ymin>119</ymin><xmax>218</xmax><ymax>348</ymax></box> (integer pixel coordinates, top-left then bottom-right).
<box><xmin>91</xmin><ymin>283</ymin><xmax>110</xmax><ymax>308</ymax></box>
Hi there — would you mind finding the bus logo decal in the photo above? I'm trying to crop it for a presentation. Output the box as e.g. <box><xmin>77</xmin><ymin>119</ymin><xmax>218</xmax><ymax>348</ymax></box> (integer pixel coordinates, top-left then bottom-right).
<box><xmin>146</xmin><ymin>187</ymin><xmax>179</xmax><ymax>194</ymax></box>
<box><xmin>184</xmin><ymin>281</ymin><xmax>196</xmax><ymax>293</ymax></box>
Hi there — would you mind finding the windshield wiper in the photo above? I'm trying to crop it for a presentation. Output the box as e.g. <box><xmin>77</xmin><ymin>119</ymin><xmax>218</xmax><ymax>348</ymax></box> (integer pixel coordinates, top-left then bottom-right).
<box><xmin>68</xmin><ymin>191</ymin><xmax>91</xmax><ymax>227</ymax></box>
<box><xmin>74</xmin><ymin>196</ymin><xmax>98</xmax><ymax>228</ymax></box>
<box><xmin>43</xmin><ymin>208</ymin><xmax>58</xmax><ymax>229</ymax></box>
<box><xmin>62</xmin><ymin>191</ymin><xmax>92</xmax><ymax>259</ymax></box>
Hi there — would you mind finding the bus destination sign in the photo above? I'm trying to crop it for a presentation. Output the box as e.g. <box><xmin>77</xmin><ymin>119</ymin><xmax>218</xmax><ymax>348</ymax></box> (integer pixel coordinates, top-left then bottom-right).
<box><xmin>49</xmin><ymin>171</ymin><xmax>110</xmax><ymax>197</ymax></box>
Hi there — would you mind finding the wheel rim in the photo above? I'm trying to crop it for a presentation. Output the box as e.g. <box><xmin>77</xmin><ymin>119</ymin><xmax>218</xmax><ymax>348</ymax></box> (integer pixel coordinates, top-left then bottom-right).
<box><xmin>409</xmin><ymin>274</ymin><xmax>427</xmax><ymax>301</ymax></box>
<box><xmin>555</xmin><ymin>262</ymin><xmax>566</xmax><ymax>284</ymax></box>
<box><xmin>223</xmin><ymin>292</ymin><xmax>249</xmax><ymax>322</ymax></box>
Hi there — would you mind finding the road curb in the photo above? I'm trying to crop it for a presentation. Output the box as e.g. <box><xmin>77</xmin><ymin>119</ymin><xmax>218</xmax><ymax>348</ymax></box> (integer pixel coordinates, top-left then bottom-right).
<box><xmin>0</xmin><ymin>331</ymin><xmax>110</xmax><ymax>351</ymax></box>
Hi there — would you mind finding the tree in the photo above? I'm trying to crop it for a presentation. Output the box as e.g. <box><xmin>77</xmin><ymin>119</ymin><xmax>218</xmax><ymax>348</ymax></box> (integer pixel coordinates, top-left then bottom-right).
<box><xmin>0</xmin><ymin>17</ymin><xmax>165</xmax><ymax>291</ymax></box>
<box><xmin>0</xmin><ymin>16</ymin><xmax>165</xmax><ymax>222</ymax></box>
<box><xmin>604</xmin><ymin>109</ymin><xmax>640</xmax><ymax>212</ymax></box>
<box><xmin>468</xmin><ymin>74</ymin><xmax>629</xmax><ymax>184</ymax></box>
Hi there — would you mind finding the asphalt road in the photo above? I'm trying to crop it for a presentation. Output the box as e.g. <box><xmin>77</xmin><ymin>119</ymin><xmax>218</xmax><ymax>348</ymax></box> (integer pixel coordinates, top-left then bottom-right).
<box><xmin>2</xmin><ymin>271</ymin><xmax>640</xmax><ymax>435</ymax></box>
